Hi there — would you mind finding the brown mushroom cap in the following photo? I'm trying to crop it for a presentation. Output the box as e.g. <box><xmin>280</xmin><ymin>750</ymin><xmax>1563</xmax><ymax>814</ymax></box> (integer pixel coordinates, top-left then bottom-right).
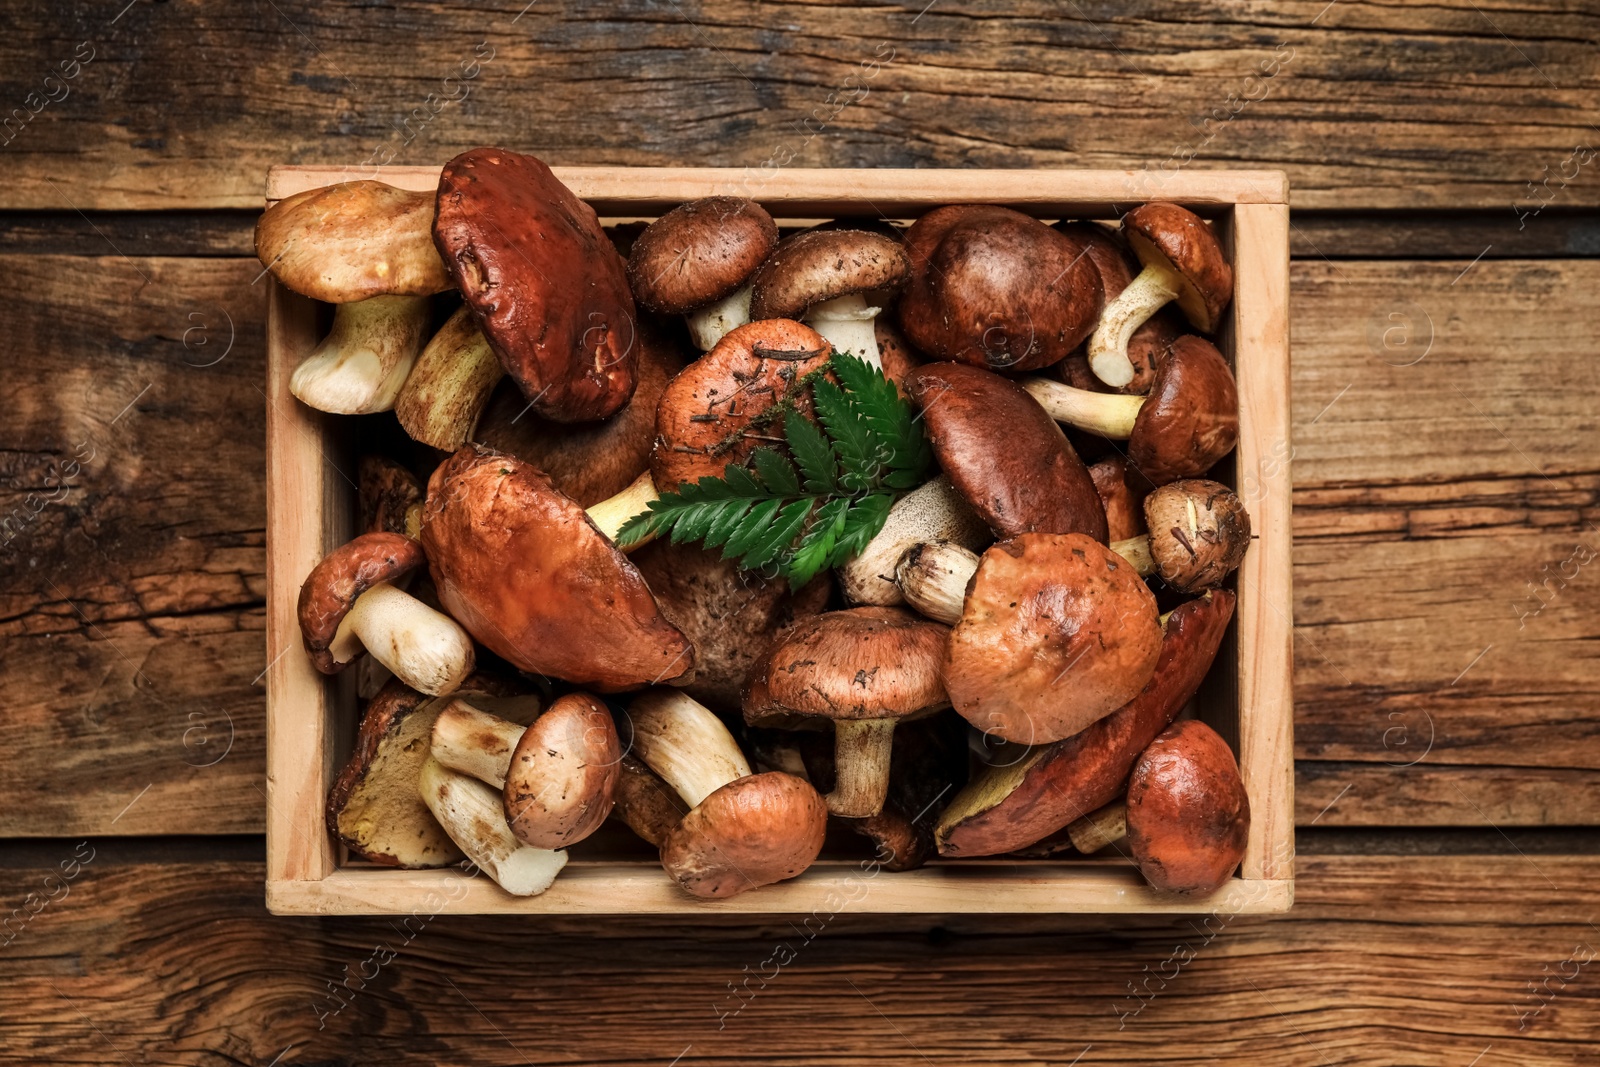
<box><xmin>875</xmin><ymin>318</ymin><xmax>926</xmax><ymax>388</ymax></box>
<box><xmin>946</xmin><ymin>533</ymin><xmax>1162</xmax><ymax>745</ymax></box>
<box><xmin>748</xmin><ymin>229</ymin><xmax>912</xmax><ymax>321</ymax></box>
<box><xmin>628</xmin><ymin>197</ymin><xmax>779</xmax><ymax>314</ymax></box>
<box><xmin>1129</xmin><ymin>334</ymin><xmax>1240</xmax><ymax>485</ymax></box>
<box><xmin>297</xmin><ymin>532</ymin><xmax>425</xmax><ymax>674</ymax></box>
<box><xmin>1089</xmin><ymin>456</ymin><xmax>1146</xmax><ymax>543</ymax></box>
<box><xmin>1126</xmin><ymin>719</ymin><xmax>1251</xmax><ymax>896</ymax></box>
<box><xmin>358</xmin><ymin>455</ymin><xmax>423</xmax><ymax>537</ymax></box>
<box><xmin>504</xmin><ymin>692</ymin><xmax>622</xmax><ymax>849</ymax></box>
<box><xmin>611</xmin><ymin>754</ymin><xmax>690</xmax><ymax>849</ymax></box>
<box><xmin>1054</xmin><ymin>220</ymin><xmax>1134</xmax><ymax>296</ymax></box>
<box><xmin>660</xmin><ymin>771</ymin><xmax>828</xmax><ymax>898</ymax></box>
<box><xmin>433</xmin><ymin>147</ymin><xmax>638</xmax><ymax>423</ymax></box>
<box><xmin>903</xmin><ymin>363</ymin><xmax>1108</xmax><ymax>542</ymax></box>
<box><xmin>650</xmin><ymin>318</ymin><xmax>832</xmax><ymax>489</ymax></box>
<box><xmin>1144</xmin><ymin>479</ymin><xmax>1251</xmax><ymax>594</ymax></box>
<box><xmin>256</xmin><ymin>181</ymin><xmax>452</xmax><ymax>303</ymax></box>
<box><xmin>420</xmin><ymin>446</ymin><xmax>692</xmax><ymax>690</ymax></box>
<box><xmin>1122</xmin><ymin>203</ymin><xmax>1233</xmax><ymax>334</ymax></box>
<box><xmin>897</xmin><ymin>205</ymin><xmax>1103</xmax><ymax>373</ymax></box>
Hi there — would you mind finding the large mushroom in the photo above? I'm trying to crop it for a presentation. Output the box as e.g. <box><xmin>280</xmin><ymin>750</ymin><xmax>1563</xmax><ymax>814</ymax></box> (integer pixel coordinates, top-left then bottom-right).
<box><xmin>747</xmin><ymin>229</ymin><xmax>911</xmax><ymax>368</ymax></box>
<box><xmin>743</xmin><ymin>607</ymin><xmax>950</xmax><ymax>818</ymax></box>
<box><xmin>1126</xmin><ymin>720</ymin><xmax>1251</xmax><ymax>895</ymax></box>
<box><xmin>627</xmin><ymin>196</ymin><xmax>779</xmax><ymax>351</ymax></box>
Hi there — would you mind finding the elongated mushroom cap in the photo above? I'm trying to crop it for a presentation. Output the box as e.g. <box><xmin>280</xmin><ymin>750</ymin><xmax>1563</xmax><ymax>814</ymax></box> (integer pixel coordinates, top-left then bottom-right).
<box><xmin>1123</xmin><ymin>203</ymin><xmax>1233</xmax><ymax>334</ymax></box>
<box><xmin>256</xmin><ymin>180</ymin><xmax>451</xmax><ymax>302</ymax></box>
<box><xmin>1129</xmin><ymin>335</ymin><xmax>1239</xmax><ymax>484</ymax></box>
<box><xmin>946</xmin><ymin>533</ymin><xmax>1162</xmax><ymax>745</ymax></box>
<box><xmin>1126</xmin><ymin>720</ymin><xmax>1251</xmax><ymax>895</ymax></box>
<box><xmin>421</xmin><ymin>446</ymin><xmax>692</xmax><ymax>690</ymax></box>
<box><xmin>748</xmin><ymin>230</ymin><xmax>911</xmax><ymax>321</ymax></box>
<box><xmin>297</xmin><ymin>532</ymin><xmax>425</xmax><ymax>674</ymax></box>
<box><xmin>504</xmin><ymin>692</ymin><xmax>622</xmax><ymax>849</ymax></box>
<box><xmin>660</xmin><ymin>771</ymin><xmax>828</xmax><ymax>898</ymax></box>
<box><xmin>1144</xmin><ymin>479</ymin><xmax>1251</xmax><ymax>593</ymax></box>
<box><xmin>628</xmin><ymin>197</ymin><xmax>778</xmax><ymax>314</ymax></box>
<box><xmin>433</xmin><ymin>147</ymin><xmax>638</xmax><ymax>422</ymax></box>
<box><xmin>1089</xmin><ymin>456</ymin><xmax>1146</xmax><ymax>543</ymax></box>
<box><xmin>897</xmin><ymin>205</ymin><xmax>1102</xmax><ymax>372</ymax></box>
<box><xmin>903</xmin><ymin>363</ymin><xmax>1108</xmax><ymax>541</ymax></box>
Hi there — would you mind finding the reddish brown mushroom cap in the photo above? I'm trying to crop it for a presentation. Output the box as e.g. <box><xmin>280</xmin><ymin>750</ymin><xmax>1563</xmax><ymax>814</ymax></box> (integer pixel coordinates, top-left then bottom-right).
<box><xmin>946</xmin><ymin>533</ymin><xmax>1162</xmax><ymax>745</ymax></box>
<box><xmin>1129</xmin><ymin>335</ymin><xmax>1240</xmax><ymax>485</ymax></box>
<box><xmin>660</xmin><ymin>771</ymin><xmax>828</xmax><ymax>898</ymax></box>
<box><xmin>433</xmin><ymin>147</ymin><xmax>638</xmax><ymax>423</ymax></box>
<box><xmin>627</xmin><ymin>197</ymin><xmax>779</xmax><ymax>314</ymax></box>
<box><xmin>1126</xmin><ymin>719</ymin><xmax>1251</xmax><ymax>896</ymax></box>
<box><xmin>1144</xmin><ymin>479</ymin><xmax>1252</xmax><ymax>593</ymax></box>
<box><xmin>504</xmin><ymin>692</ymin><xmax>622</xmax><ymax>849</ymax></box>
<box><xmin>297</xmin><ymin>532</ymin><xmax>425</xmax><ymax>674</ymax></box>
<box><xmin>1122</xmin><ymin>203</ymin><xmax>1234</xmax><ymax>333</ymax></box>
<box><xmin>897</xmin><ymin>205</ymin><xmax>1102</xmax><ymax>373</ymax></box>
<box><xmin>904</xmin><ymin>363</ymin><xmax>1108</xmax><ymax>541</ymax></box>
<box><xmin>1054</xmin><ymin>220</ymin><xmax>1134</xmax><ymax>297</ymax></box>
<box><xmin>420</xmin><ymin>446</ymin><xmax>693</xmax><ymax>690</ymax></box>
<box><xmin>748</xmin><ymin>229</ymin><xmax>912</xmax><ymax>321</ymax></box>
<box><xmin>1089</xmin><ymin>456</ymin><xmax>1147</xmax><ymax>543</ymax></box>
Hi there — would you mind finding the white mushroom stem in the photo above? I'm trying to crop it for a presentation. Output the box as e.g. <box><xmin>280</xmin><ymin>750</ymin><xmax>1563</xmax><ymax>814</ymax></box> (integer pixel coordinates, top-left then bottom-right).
<box><xmin>897</xmin><ymin>537</ymin><xmax>1154</xmax><ymax>625</ymax></box>
<box><xmin>418</xmin><ymin>758</ymin><xmax>567</xmax><ymax>897</ymax></box>
<box><xmin>431</xmin><ymin>700</ymin><xmax>524</xmax><ymax>789</ymax></box>
<box><xmin>290</xmin><ymin>294</ymin><xmax>430</xmax><ymax>415</ymax></box>
<box><xmin>394</xmin><ymin>306</ymin><xmax>505</xmax><ymax>450</ymax></box>
<box><xmin>687</xmin><ymin>285</ymin><xmax>752</xmax><ymax>351</ymax></box>
<box><xmin>1111</xmin><ymin>535</ymin><xmax>1155</xmax><ymax>575</ymax></box>
<box><xmin>1018</xmin><ymin>377</ymin><xmax>1145</xmax><ymax>439</ymax></box>
<box><xmin>627</xmin><ymin>689</ymin><xmax>751</xmax><ymax>808</ymax></box>
<box><xmin>839</xmin><ymin>476</ymin><xmax>991</xmax><ymax>607</ymax></box>
<box><xmin>830</xmin><ymin>719</ymin><xmax>899</xmax><ymax>817</ymax></box>
<box><xmin>803</xmin><ymin>293</ymin><xmax>882</xmax><ymax>369</ymax></box>
<box><xmin>585</xmin><ymin>470</ymin><xmax>659</xmax><ymax>548</ymax></box>
<box><xmin>328</xmin><ymin>581</ymin><xmax>476</xmax><ymax>697</ymax></box>
<box><xmin>1087</xmin><ymin>259</ymin><xmax>1184</xmax><ymax>388</ymax></box>
<box><xmin>1067</xmin><ymin>800</ymin><xmax>1127</xmax><ymax>854</ymax></box>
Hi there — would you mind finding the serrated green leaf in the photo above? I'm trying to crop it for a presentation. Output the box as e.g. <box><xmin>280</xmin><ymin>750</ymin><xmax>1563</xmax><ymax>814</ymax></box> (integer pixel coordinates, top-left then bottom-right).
<box><xmin>784</xmin><ymin>409</ymin><xmax>837</xmax><ymax>494</ymax></box>
<box><xmin>833</xmin><ymin>492</ymin><xmax>895</xmax><ymax>561</ymax></box>
<box><xmin>739</xmin><ymin>499</ymin><xmax>814</xmax><ymax>570</ymax></box>
<box><xmin>812</xmin><ymin>377</ymin><xmax>875</xmax><ymax>491</ymax></box>
<box><xmin>701</xmin><ymin>498</ymin><xmax>755</xmax><ymax>549</ymax></box>
<box><xmin>721</xmin><ymin>464</ymin><xmax>766</xmax><ymax>496</ymax></box>
<box><xmin>722</xmin><ymin>498</ymin><xmax>784</xmax><ymax>558</ymax></box>
<box><xmin>783</xmin><ymin>496</ymin><xmax>849</xmax><ymax>589</ymax></box>
<box><xmin>751</xmin><ymin>448</ymin><xmax>800</xmax><ymax>497</ymax></box>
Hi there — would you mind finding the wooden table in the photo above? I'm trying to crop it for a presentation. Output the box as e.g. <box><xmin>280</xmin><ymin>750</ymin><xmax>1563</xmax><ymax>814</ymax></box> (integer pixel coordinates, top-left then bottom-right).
<box><xmin>2</xmin><ymin>2</ymin><xmax>1596</xmax><ymax>1063</ymax></box>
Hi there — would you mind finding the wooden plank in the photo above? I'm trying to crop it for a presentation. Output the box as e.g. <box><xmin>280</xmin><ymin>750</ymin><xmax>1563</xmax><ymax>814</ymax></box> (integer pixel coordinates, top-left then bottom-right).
<box><xmin>3</xmin><ymin>1</ymin><xmax>1595</xmax><ymax>211</ymax></box>
<box><xmin>2</xmin><ymin>855</ymin><xmax>1596</xmax><ymax>1063</ymax></box>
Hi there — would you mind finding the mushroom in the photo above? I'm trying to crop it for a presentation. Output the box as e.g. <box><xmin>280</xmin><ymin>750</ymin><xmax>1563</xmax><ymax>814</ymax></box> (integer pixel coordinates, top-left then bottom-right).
<box><xmin>1053</xmin><ymin>220</ymin><xmax>1182</xmax><ymax>396</ymax></box>
<box><xmin>628</xmin><ymin>689</ymin><xmax>828</xmax><ymax>898</ymax></box>
<box><xmin>610</xmin><ymin>754</ymin><xmax>689</xmax><ymax>848</ymax></box>
<box><xmin>935</xmin><ymin>590</ymin><xmax>1235</xmax><ymax>857</ymax></box>
<box><xmin>288</xmin><ymin>294</ymin><xmax>431</xmax><ymax>415</ymax></box>
<box><xmin>1020</xmin><ymin>334</ymin><xmax>1239</xmax><ymax>485</ymax></box>
<box><xmin>420</xmin><ymin>446</ymin><xmax>692</xmax><ymax>690</ymax></box>
<box><xmin>1087</xmin><ymin>203</ymin><xmax>1233</xmax><ymax>388</ymax></box>
<box><xmin>255</xmin><ymin>180</ymin><xmax>451</xmax><ymax>303</ymax></box>
<box><xmin>1109</xmin><ymin>479</ymin><xmax>1251</xmax><ymax>594</ymax></box>
<box><xmin>418</xmin><ymin>757</ymin><xmax>568</xmax><ymax>896</ymax></box>
<box><xmin>626</xmin><ymin>196</ymin><xmax>779</xmax><ymax>351</ymax></box>
<box><xmin>393</xmin><ymin>305</ymin><xmax>505</xmax><ymax>450</ymax></box>
<box><xmin>838</xmin><ymin>362</ymin><xmax>1107</xmax><ymax>606</ymax></box>
<box><xmin>1088</xmin><ymin>456</ymin><xmax>1145</xmax><ymax>544</ymax></box>
<box><xmin>433</xmin><ymin>147</ymin><xmax>639</xmax><ymax>423</ymax></box>
<box><xmin>358</xmin><ymin>455</ymin><xmax>423</xmax><ymax>538</ymax></box>
<box><xmin>743</xmin><ymin>607</ymin><xmax>950</xmax><ymax>817</ymax></box>
<box><xmin>430</xmin><ymin>692</ymin><xmax>622</xmax><ymax>848</ymax></box>
<box><xmin>1125</xmin><ymin>720</ymin><xmax>1251</xmax><ymax>895</ymax></box>
<box><xmin>874</xmin><ymin>317</ymin><xmax>926</xmax><ymax>388</ymax></box>
<box><xmin>896</xmin><ymin>205</ymin><xmax>1102</xmax><ymax>373</ymax></box>
<box><xmin>297</xmin><ymin>531</ymin><xmax>475</xmax><ymax>697</ymax></box>
<box><xmin>747</xmin><ymin>229</ymin><xmax>912</xmax><ymax>368</ymax></box>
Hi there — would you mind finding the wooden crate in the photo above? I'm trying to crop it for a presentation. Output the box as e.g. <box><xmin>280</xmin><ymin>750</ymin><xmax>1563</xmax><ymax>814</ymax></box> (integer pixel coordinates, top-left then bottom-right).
<box><xmin>265</xmin><ymin>166</ymin><xmax>1293</xmax><ymax>916</ymax></box>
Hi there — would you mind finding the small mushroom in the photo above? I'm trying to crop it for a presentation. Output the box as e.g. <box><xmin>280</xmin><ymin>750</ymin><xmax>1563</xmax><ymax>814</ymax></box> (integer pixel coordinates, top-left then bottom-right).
<box><xmin>1054</xmin><ymin>220</ymin><xmax>1182</xmax><ymax>396</ymax></box>
<box><xmin>897</xmin><ymin>205</ymin><xmax>1102</xmax><ymax>373</ymax></box>
<box><xmin>836</xmin><ymin>476</ymin><xmax>990</xmax><ymax>608</ymax></box>
<box><xmin>747</xmin><ymin>229</ymin><xmax>912</xmax><ymax>368</ymax></box>
<box><xmin>418</xmin><ymin>757</ymin><xmax>568</xmax><ymax>896</ymax></box>
<box><xmin>610</xmin><ymin>754</ymin><xmax>690</xmax><ymax>848</ymax></box>
<box><xmin>743</xmin><ymin>607</ymin><xmax>950</xmax><ymax>817</ymax></box>
<box><xmin>1126</xmin><ymin>720</ymin><xmax>1251</xmax><ymax>896</ymax></box>
<box><xmin>1110</xmin><ymin>479</ymin><xmax>1251</xmax><ymax>593</ymax></box>
<box><xmin>1087</xmin><ymin>203</ymin><xmax>1233</xmax><ymax>388</ymax></box>
<box><xmin>393</xmin><ymin>305</ymin><xmax>505</xmax><ymax>451</ymax></box>
<box><xmin>626</xmin><ymin>196</ymin><xmax>779</xmax><ymax>351</ymax></box>
<box><xmin>1020</xmin><ymin>334</ymin><xmax>1239</xmax><ymax>484</ymax></box>
<box><xmin>358</xmin><ymin>455</ymin><xmax>423</xmax><ymax>538</ymax></box>
<box><xmin>874</xmin><ymin>318</ymin><xmax>926</xmax><ymax>388</ymax></box>
<box><xmin>297</xmin><ymin>531</ymin><xmax>475</xmax><ymax>696</ymax></box>
<box><xmin>1088</xmin><ymin>456</ymin><xmax>1145</xmax><ymax>543</ymax></box>
<box><xmin>289</xmin><ymin>294</ymin><xmax>431</xmax><ymax>415</ymax></box>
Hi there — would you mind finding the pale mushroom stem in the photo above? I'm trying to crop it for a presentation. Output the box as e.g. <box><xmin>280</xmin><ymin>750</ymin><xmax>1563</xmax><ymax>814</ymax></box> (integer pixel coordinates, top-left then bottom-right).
<box><xmin>804</xmin><ymin>293</ymin><xmax>882</xmax><ymax>369</ymax></box>
<box><xmin>1018</xmin><ymin>377</ymin><xmax>1145</xmax><ymax>440</ymax></box>
<box><xmin>418</xmin><ymin>758</ymin><xmax>567</xmax><ymax>897</ymax></box>
<box><xmin>1066</xmin><ymin>800</ymin><xmax>1127</xmax><ymax>854</ymax></box>
<box><xmin>394</xmin><ymin>307</ymin><xmax>506</xmax><ymax>451</ymax></box>
<box><xmin>327</xmin><ymin>581</ymin><xmax>476</xmax><ymax>697</ymax></box>
<box><xmin>627</xmin><ymin>690</ymin><xmax>752</xmax><ymax>808</ymax></box>
<box><xmin>586</xmin><ymin>470</ymin><xmax>659</xmax><ymax>547</ymax></box>
<box><xmin>687</xmin><ymin>285</ymin><xmax>753</xmax><ymax>351</ymax></box>
<box><xmin>431</xmin><ymin>700</ymin><xmax>524</xmax><ymax>789</ymax></box>
<box><xmin>290</xmin><ymin>294</ymin><xmax>431</xmax><ymax>415</ymax></box>
<box><xmin>1111</xmin><ymin>535</ymin><xmax>1155</xmax><ymax>575</ymax></box>
<box><xmin>896</xmin><ymin>541</ymin><xmax>980</xmax><ymax>626</ymax></box>
<box><xmin>1086</xmin><ymin>260</ymin><xmax>1183</xmax><ymax>389</ymax></box>
<box><xmin>829</xmin><ymin>719</ymin><xmax>900</xmax><ymax>817</ymax></box>
<box><xmin>839</xmin><ymin>476</ymin><xmax>991</xmax><ymax>607</ymax></box>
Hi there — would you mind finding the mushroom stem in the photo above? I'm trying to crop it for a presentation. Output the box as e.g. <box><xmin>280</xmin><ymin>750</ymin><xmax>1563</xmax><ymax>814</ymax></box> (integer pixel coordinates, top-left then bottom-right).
<box><xmin>686</xmin><ymin>285</ymin><xmax>752</xmax><ymax>351</ymax></box>
<box><xmin>585</xmin><ymin>470</ymin><xmax>659</xmax><ymax>546</ymax></box>
<box><xmin>1017</xmin><ymin>377</ymin><xmax>1145</xmax><ymax>439</ymax></box>
<box><xmin>804</xmin><ymin>293</ymin><xmax>882</xmax><ymax>369</ymax></box>
<box><xmin>394</xmin><ymin>306</ymin><xmax>506</xmax><ymax>450</ymax></box>
<box><xmin>417</xmin><ymin>758</ymin><xmax>567</xmax><ymax>896</ymax></box>
<box><xmin>431</xmin><ymin>699</ymin><xmax>524</xmax><ymax>789</ymax></box>
<box><xmin>328</xmin><ymin>581</ymin><xmax>476</xmax><ymax>697</ymax></box>
<box><xmin>1087</xmin><ymin>260</ymin><xmax>1183</xmax><ymax>389</ymax></box>
<box><xmin>895</xmin><ymin>541</ymin><xmax>979</xmax><ymax>626</ymax></box>
<box><xmin>1111</xmin><ymin>535</ymin><xmax>1155</xmax><ymax>575</ymax></box>
<box><xmin>839</xmin><ymin>476</ymin><xmax>991</xmax><ymax>606</ymax></box>
<box><xmin>1066</xmin><ymin>800</ymin><xmax>1127</xmax><ymax>854</ymax></box>
<box><xmin>627</xmin><ymin>689</ymin><xmax>752</xmax><ymax>808</ymax></box>
<box><xmin>829</xmin><ymin>719</ymin><xmax>899</xmax><ymax>817</ymax></box>
<box><xmin>290</xmin><ymin>295</ymin><xmax>431</xmax><ymax>414</ymax></box>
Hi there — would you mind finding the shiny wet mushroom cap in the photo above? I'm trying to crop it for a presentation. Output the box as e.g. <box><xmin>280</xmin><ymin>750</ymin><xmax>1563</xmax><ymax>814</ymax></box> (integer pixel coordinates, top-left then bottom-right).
<box><xmin>748</xmin><ymin>229</ymin><xmax>912</xmax><ymax>367</ymax></box>
<box><xmin>1126</xmin><ymin>719</ymin><xmax>1251</xmax><ymax>896</ymax></box>
<box><xmin>628</xmin><ymin>197</ymin><xmax>778</xmax><ymax>314</ymax></box>
<box><xmin>660</xmin><ymin>772</ymin><xmax>830</xmax><ymax>899</ymax></box>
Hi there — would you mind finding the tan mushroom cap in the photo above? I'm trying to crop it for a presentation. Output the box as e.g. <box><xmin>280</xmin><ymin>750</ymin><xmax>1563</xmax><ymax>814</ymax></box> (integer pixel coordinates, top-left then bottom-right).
<box><xmin>650</xmin><ymin>318</ymin><xmax>832</xmax><ymax>490</ymax></box>
<box><xmin>1126</xmin><ymin>719</ymin><xmax>1251</xmax><ymax>896</ymax></box>
<box><xmin>946</xmin><ymin>533</ymin><xmax>1162</xmax><ymax>745</ymax></box>
<box><xmin>748</xmin><ymin>229</ymin><xmax>911</xmax><ymax>321</ymax></box>
<box><xmin>660</xmin><ymin>771</ymin><xmax>828</xmax><ymax>898</ymax></box>
<box><xmin>904</xmin><ymin>363</ymin><xmax>1108</xmax><ymax>542</ymax></box>
<box><xmin>504</xmin><ymin>692</ymin><xmax>622</xmax><ymax>849</ymax></box>
<box><xmin>297</xmin><ymin>532</ymin><xmax>425</xmax><ymax>674</ymax></box>
<box><xmin>1122</xmin><ymin>203</ymin><xmax>1234</xmax><ymax>334</ymax></box>
<box><xmin>420</xmin><ymin>446</ymin><xmax>693</xmax><ymax>691</ymax></box>
<box><xmin>255</xmin><ymin>180</ymin><xmax>451</xmax><ymax>303</ymax></box>
<box><xmin>1129</xmin><ymin>335</ymin><xmax>1239</xmax><ymax>485</ymax></box>
<box><xmin>628</xmin><ymin>197</ymin><xmax>779</xmax><ymax>314</ymax></box>
<box><xmin>1144</xmin><ymin>479</ymin><xmax>1251</xmax><ymax>594</ymax></box>
<box><xmin>1089</xmin><ymin>456</ymin><xmax>1146</xmax><ymax>543</ymax></box>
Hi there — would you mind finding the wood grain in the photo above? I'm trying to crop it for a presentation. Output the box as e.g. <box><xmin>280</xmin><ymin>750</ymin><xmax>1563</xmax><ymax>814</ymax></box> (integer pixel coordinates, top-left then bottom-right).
<box><xmin>2</xmin><ymin>1</ymin><xmax>1595</xmax><ymax>211</ymax></box>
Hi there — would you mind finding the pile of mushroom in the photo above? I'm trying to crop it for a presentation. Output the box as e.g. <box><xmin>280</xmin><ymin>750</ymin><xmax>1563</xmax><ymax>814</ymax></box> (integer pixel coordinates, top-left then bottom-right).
<box><xmin>267</xmin><ymin>146</ymin><xmax>1258</xmax><ymax>900</ymax></box>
